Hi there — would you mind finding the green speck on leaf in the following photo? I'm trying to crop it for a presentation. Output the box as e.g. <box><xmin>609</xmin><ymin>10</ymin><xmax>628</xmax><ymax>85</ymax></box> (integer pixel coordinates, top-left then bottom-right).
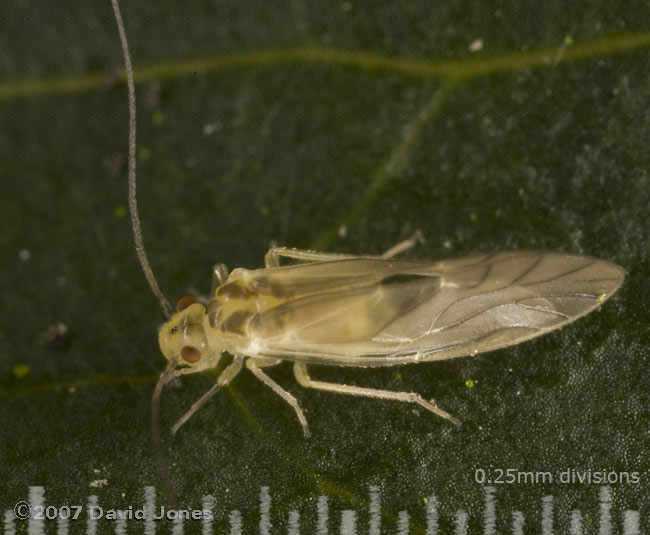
<box><xmin>465</xmin><ymin>379</ymin><xmax>475</xmax><ymax>389</ymax></box>
<box><xmin>13</xmin><ymin>364</ymin><xmax>31</xmax><ymax>379</ymax></box>
<box><xmin>114</xmin><ymin>205</ymin><xmax>127</xmax><ymax>219</ymax></box>
<box><xmin>152</xmin><ymin>110</ymin><xmax>165</xmax><ymax>125</ymax></box>
<box><xmin>138</xmin><ymin>147</ymin><xmax>151</xmax><ymax>161</ymax></box>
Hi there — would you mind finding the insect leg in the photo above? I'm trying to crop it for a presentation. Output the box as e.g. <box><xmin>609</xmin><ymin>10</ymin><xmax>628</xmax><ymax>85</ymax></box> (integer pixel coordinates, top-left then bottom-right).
<box><xmin>293</xmin><ymin>362</ymin><xmax>461</xmax><ymax>427</ymax></box>
<box><xmin>381</xmin><ymin>229</ymin><xmax>425</xmax><ymax>259</ymax></box>
<box><xmin>171</xmin><ymin>356</ymin><xmax>244</xmax><ymax>435</ymax></box>
<box><xmin>265</xmin><ymin>248</ymin><xmax>359</xmax><ymax>268</ymax></box>
<box><xmin>185</xmin><ymin>264</ymin><xmax>230</xmax><ymax>306</ymax></box>
<box><xmin>246</xmin><ymin>358</ymin><xmax>310</xmax><ymax>437</ymax></box>
<box><xmin>265</xmin><ymin>230</ymin><xmax>424</xmax><ymax>267</ymax></box>
<box><xmin>209</xmin><ymin>263</ymin><xmax>230</xmax><ymax>296</ymax></box>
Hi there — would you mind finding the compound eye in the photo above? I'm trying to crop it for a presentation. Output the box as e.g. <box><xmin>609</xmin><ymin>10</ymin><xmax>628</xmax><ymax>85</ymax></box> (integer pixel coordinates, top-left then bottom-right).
<box><xmin>180</xmin><ymin>345</ymin><xmax>201</xmax><ymax>363</ymax></box>
<box><xmin>176</xmin><ymin>295</ymin><xmax>197</xmax><ymax>312</ymax></box>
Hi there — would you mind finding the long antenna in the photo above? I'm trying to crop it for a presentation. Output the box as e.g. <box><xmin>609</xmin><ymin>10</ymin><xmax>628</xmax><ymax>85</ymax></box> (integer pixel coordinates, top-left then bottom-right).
<box><xmin>110</xmin><ymin>0</ymin><xmax>173</xmax><ymax>318</ymax></box>
<box><xmin>151</xmin><ymin>361</ymin><xmax>178</xmax><ymax>507</ymax></box>
<box><xmin>110</xmin><ymin>0</ymin><xmax>177</xmax><ymax>507</ymax></box>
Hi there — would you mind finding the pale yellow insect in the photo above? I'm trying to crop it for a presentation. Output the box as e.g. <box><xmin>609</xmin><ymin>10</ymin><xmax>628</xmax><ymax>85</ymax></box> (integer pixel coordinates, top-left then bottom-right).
<box><xmin>111</xmin><ymin>1</ymin><xmax>625</xmax><ymax>438</ymax></box>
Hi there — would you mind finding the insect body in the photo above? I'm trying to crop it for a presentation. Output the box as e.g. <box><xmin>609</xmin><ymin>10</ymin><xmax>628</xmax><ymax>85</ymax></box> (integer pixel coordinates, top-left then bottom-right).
<box><xmin>159</xmin><ymin>245</ymin><xmax>625</xmax><ymax>435</ymax></box>
<box><xmin>109</xmin><ymin>0</ymin><xmax>625</xmax><ymax>437</ymax></box>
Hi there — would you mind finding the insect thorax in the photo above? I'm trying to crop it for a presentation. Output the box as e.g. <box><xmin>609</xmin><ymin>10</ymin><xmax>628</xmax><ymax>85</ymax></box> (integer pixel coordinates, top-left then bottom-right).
<box><xmin>205</xmin><ymin>271</ymin><xmax>286</xmax><ymax>347</ymax></box>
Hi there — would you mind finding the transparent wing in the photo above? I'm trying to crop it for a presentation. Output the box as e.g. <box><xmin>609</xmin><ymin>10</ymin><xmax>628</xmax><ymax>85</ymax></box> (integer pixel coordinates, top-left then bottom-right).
<box><xmin>244</xmin><ymin>257</ymin><xmax>430</xmax><ymax>297</ymax></box>
<box><xmin>245</xmin><ymin>251</ymin><xmax>625</xmax><ymax>366</ymax></box>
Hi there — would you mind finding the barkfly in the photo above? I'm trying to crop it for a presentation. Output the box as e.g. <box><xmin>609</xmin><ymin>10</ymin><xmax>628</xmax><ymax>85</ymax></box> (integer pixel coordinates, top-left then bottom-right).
<box><xmin>111</xmin><ymin>1</ymin><xmax>625</xmax><ymax>438</ymax></box>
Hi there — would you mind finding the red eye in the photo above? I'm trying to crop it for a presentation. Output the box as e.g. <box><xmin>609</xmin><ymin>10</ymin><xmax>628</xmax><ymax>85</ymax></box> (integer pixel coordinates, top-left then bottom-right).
<box><xmin>180</xmin><ymin>345</ymin><xmax>201</xmax><ymax>363</ymax></box>
<box><xmin>176</xmin><ymin>295</ymin><xmax>197</xmax><ymax>312</ymax></box>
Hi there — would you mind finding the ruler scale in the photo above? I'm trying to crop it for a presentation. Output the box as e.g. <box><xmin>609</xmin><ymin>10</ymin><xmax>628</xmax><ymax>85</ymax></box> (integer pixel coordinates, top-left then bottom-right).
<box><xmin>4</xmin><ymin>485</ymin><xmax>644</xmax><ymax>534</ymax></box>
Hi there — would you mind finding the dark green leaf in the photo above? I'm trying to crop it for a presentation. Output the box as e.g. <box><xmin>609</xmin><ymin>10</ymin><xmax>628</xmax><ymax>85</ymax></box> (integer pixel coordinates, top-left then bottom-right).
<box><xmin>1</xmin><ymin>1</ymin><xmax>648</xmax><ymax>532</ymax></box>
